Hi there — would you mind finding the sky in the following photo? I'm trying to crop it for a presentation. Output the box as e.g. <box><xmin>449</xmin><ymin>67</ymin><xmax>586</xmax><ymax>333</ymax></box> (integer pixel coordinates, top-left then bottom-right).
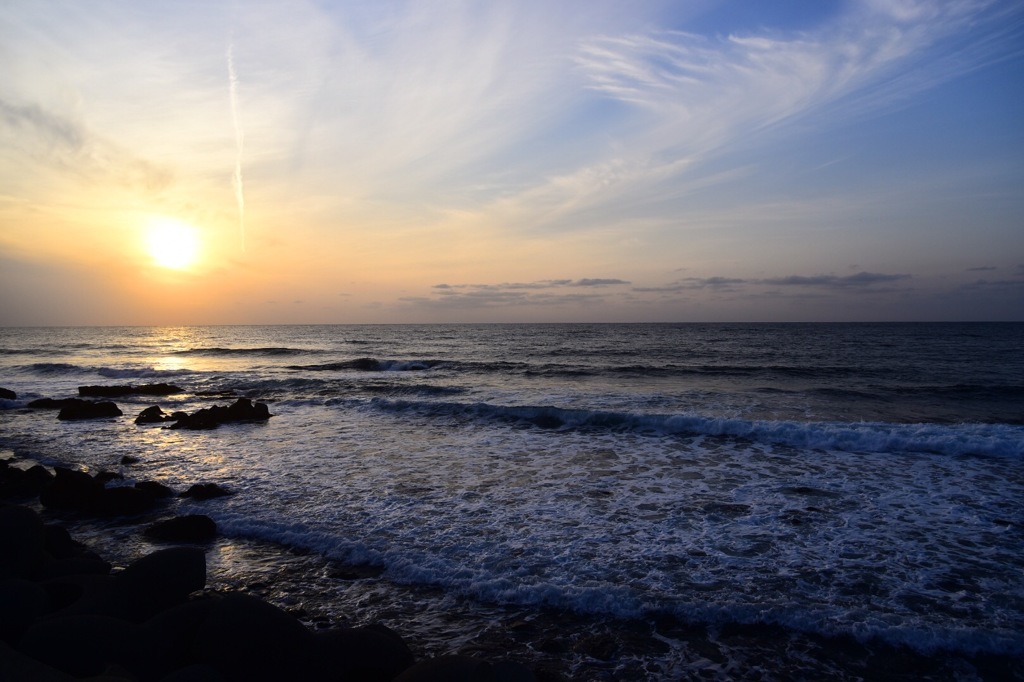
<box><xmin>1</xmin><ymin>0</ymin><xmax>1022</xmax><ymax>325</ymax></box>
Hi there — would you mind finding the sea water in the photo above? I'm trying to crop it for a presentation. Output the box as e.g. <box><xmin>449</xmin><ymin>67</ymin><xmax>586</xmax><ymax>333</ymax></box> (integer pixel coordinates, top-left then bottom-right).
<box><xmin>1</xmin><ymin>323</ymin><xmax>1022</xmax><ymax>679</ymax></box>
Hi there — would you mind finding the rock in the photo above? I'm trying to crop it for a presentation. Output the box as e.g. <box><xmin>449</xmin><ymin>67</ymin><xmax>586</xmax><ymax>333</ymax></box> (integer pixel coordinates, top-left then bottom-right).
<box><xmin>0</xmin><ymin>464</ymin><xmax>54</xmax><ymax>498</ymax></box>
<box><xmin>136</xmin><ymin>405</ymin><xmax>176</xmax><ymax>424</ymax></box>
<box><xmin>309</xmin><ymin>624</ymin><xmax>414</xmax><ymax>681</ymax></box>
<box><xmin>0</xmin><ymin>639</ymin><xmax>80</xmax><ymax>682</ymax></box>
<box><xmin>192</xmin><ymin>593</ymin><xmax>313</xmax><ymax>682</ymax></box>
<box><xmin>0</xmin><ymin>387</ymin><xmax>15</xmax><ymax>400</ymax></box>
<box><xmin>135</xmin><ymin>480</ymin><xmax>176</xmax><ymax>499</ymax></box>
<box><xmin>18</xmin><ymin>614</ymin><xmax>148</xmax><ymax>679</ymax></box>
<box><xmin>145</xmin><ymin>515</ymin><xmax>217</xmax><ymax>543</ymax></box>
<box><xmin>56</xmin><ymin>399</ymin><xmax>122</xmax><ymax>420</ymax></box>
<box><xmin>121</xmin><ymin>455</ymin><xmax>141</xmax><ymax>464</ymax></box>
<box><xmin>79</xmin><ymin>383</ymin><xmax>183</xmax><ymax>397</ymax></box>
<box><xmin>0</xmin><ymin>578</ymin><xmax>50</xmax><ymax>643</ymax></box>
<box><xmin>41</xmin><ymin>573</ymin><xmax>116</xmax><ymax>618</ymax></box>
<box><xmin>0</xmin><ymin>503</ymin><xmax>47</xmax><ymax>580</ymax></box>
<box><xmin>180</xmin><ymin>483</ymin><xmax>233</xmax><ymax>501</ymax></box>
<box><xmin>39</xmin><ymin>467</ymin><xmax>103</xmax><ymax>512</ymax></box>
<box><xmin>170</xmin><ymin>398</ymin><xmax>271</xmax><ymax>430</ymax></box>
<box><xmin>142</xmin><ymin>599</ymin><xmax>217</xmax><ymax>678</ymax></box>
<box><xmin>394</xmin><ymin>655</ymin><xmax>496</xmax><ymax>682</ymax></box>
<box><xmin>111</xmin><ymin>547</ymin><xmax>207</xmax><ymax>622</ymax></box>
<box><xmin>160</xmin><ymin>663</ymin><xmax>227</xmax><ymax>682</ymax></box>
<box><xmin>37</xmin><ymin>556</ymin><xmax>113</xmax><ymax>579</ymax></box>
<box><xmin>93</xmin><ymin>485</ymin><xmax>160</xmax><ymax>517</ymax></box>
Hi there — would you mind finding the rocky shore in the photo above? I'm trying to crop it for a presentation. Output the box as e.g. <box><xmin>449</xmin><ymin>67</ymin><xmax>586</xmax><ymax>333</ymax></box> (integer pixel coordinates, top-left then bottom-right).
<box><xmin>0</xmin><ymin>452</ymin><xmax>539</xmax><ymax>681</ymax></box>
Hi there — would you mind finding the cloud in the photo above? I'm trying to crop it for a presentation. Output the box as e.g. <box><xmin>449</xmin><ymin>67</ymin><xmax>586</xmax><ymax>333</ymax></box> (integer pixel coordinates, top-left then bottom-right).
<box><xmin>966</xmin><ymin>266</ymin><xmax>997</xmax><ymax>271</ymax></box>
<box><xmin>409</xmin><ymin>277</ymin><xmax>631</xmax><ymax>309</ymax></box>
<box><xmin>761</xmin><ymin>272</ymin><xmax>911</xmax><ymax>288</ymax></box>
<box><xmin>0</xmin><ymin>99</ymin><xmax>84</xmax><ymax>151</ymax></box>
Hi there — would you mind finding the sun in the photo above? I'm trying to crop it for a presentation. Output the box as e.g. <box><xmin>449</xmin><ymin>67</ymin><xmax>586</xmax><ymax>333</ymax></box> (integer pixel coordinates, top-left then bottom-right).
<box><xmin>144</xmin><ymin>217</ymin><xmax>201</xmax><ymax>270</ymax></box>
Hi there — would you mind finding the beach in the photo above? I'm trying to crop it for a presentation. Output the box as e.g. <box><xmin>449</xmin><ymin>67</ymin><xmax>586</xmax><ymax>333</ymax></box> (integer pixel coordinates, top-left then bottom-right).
<box><xmin>2</xmin><ymin>323</ymin><xmax>1023</xmax><ymax>680</ymax></box>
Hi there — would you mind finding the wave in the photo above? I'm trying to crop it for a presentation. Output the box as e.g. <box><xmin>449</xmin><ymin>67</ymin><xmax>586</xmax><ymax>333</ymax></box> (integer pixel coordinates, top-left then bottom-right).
<box><xmin>208</xmin><ymin>510</ymin><xmax>1023</xmax><ymax>659</ymax></box>
<box><xmin>19</xmin><ymin>362</ymin><xmax>85</xmax><ymax>375</ymax></box>
<box><xmin>172</xmin><ymin>346</ymin><xmax>313</xmax><ymax>357</ymax></box>
<box><xmin>353</xmin><ymin>398</ymin><xmax>1024</xmax><ymax>458</ymax></box>
<box><xmin>97</xmin><ymin>367</ymin><xmax>192</xmax><ymax>379</ymax></box>
<box><xmin>290</xmin><ymin>358</ymin><xmax>444</xmax><ymax>372</ymax></box>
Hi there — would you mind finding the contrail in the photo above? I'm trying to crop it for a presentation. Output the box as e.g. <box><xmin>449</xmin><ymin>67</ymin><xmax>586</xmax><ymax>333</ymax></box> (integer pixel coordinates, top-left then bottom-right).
<box><xmin>227</xmin><ymin>38</ymin><xmax>245</xmax><ymax>252</ymax></box>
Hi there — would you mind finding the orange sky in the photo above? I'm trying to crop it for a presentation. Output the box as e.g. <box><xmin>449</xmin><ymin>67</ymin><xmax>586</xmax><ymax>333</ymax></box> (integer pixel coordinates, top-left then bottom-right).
<box><xmin>2</xmin><ymin>0</ymin><xmax>1023</xmax><ymax>324</ymax></box>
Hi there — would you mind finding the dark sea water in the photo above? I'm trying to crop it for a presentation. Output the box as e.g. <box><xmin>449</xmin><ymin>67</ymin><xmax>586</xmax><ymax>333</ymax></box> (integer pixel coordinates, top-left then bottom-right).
<box><xmin>1</xmin><ymin>323</ymin><xmax>1023</xmax><ymax>680</ymax></box>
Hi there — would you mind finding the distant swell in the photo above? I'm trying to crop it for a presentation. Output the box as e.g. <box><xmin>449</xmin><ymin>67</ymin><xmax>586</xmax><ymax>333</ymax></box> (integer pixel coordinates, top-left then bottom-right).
<box><xmin>291</xmin><ymin>358</ymin><xmax>443</xmax><ymax>372</ymax></box>
<box><xmin>173</xmin><ymin>347</ymin><xmax>311</xmax><ymax>356</ymax></box>
<box><xmin>355</xmin><ymin>398</ymin><xmax>1024</xmax><ymax>458</ymax></box>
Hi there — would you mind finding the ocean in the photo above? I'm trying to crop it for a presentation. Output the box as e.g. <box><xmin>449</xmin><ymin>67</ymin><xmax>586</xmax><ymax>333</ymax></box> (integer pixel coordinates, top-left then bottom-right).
<box><xmin>1</xmin><ymin>323</ymin><xmax>1022</xmax><ymax>680</ymax></box>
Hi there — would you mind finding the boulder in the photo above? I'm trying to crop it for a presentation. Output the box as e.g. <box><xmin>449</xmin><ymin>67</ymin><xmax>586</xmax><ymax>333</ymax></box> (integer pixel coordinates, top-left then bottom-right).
<box><xmin>145</xmin><ymin>515</ymin><xmax>217</xmax><ymax>544</ymax></box>
<box><xmin>135</xmin><ymin>480</ymin><xmax>176</xmax><ymax>498</ymax></box>
<box><xmin>309</xmin><ymin>624</ymin><xmax>414</xmax><ymax>681</ymax></box>
<box><xmin>0</xmin><ymin>504</ymin><xmax>46</xmax><ymax>579</ymax></box>
<box><xmin>393</xmin><ymin>655</ymin><xmax>496</xmax><ymax>682</ymax></box>
<box><xmin>0</xmin><ymin>387</ymin><xmax>15</xmax><ymax>400</ymax></box>
<box><xmin>0</xmin><ymin>464</ymin><xmax>54</xmax><ymax>499</ymax></box>
<box><xmin>17</xmin><ymin>614</ymin><xmax>148</xmax><ymax>679</ymax></box>
<box><xmin>142</xmin><ymin>599</ymin><xmax>217</xmax><ymax>678</ymax></box>
<box><xmin>111</xmin><ymin>547</ymin><xmax>207</xmax><ymax>622</ymax></box>
<box><xmin>56</xmin><ymin>399</ymin><xmax>122</xmax><ymax>420</ymax></box>
<box><xmin>0</xmin><ymin>578</ymin><xmax>50</xmax><ymax>643</ymax></box>
<box><xmin>191</xmin><ymin>593</ymin><xmax>313</xmax><ymax>682</ymax></box>
<box><xmin>39</xmin><ymin>467</ymin><xmax>103</xmax><ymax>512</ymax></box>
<box><xmin>93</xmin><ymin>485</ymin><xmax>160</xmax><ymax>517</ymax></box>
<box><xmin>135</xmin><ymin>405</ymin><xmax>176</xmax><ymax>424</ymax></box>
<box><xmin>170</xmin><ymin>399</ymin><xmax>271</xmax><ymax>430</ymax></box>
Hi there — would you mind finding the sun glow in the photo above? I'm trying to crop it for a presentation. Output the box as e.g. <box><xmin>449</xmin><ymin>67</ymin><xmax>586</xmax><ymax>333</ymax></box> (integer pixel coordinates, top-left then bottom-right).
<box><xmin>144</xmin><ymin>217</ymin><xmax>201</xmax><ymax>270</ymax></box>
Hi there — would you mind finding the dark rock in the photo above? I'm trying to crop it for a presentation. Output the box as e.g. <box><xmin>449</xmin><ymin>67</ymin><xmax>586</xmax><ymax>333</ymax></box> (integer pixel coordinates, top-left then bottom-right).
<box><xmin>0</xmin><ymin>638</ymin><xmax>80</xmax><ymax>681</ymax></box>
<box><xmin>394</xmin><ymin>655</ymin><xmax>496</xmax><ymax>682</ymax></box>
<box><xmin>121</xmin><ymin>455</ymin><xmax>141</xmax><ymax>464</ymax></box>
<box><xmin>0</xmin><ymin>578</ymin><xmax>50</xmax><ymax>643</ymax></box>
<box><xmin>111</xmin><ymin>547</ymin><xmax>207</xmax><ymax>622</ymax></box>
<box><xmin>39</xmin><ymin>467</ymin><xmax>103</xmax><ymax>512</ymax></box>
<box><xmin>94</xmin><ymin>470</ymin><xmax>124</xmax><ymax>484</ymax></box>
<box><xmin>170</xmin><ymin>398</ymin><xmax>271</xmax><ymax>430</ymax></box>
<box><xmin>142</xmin><ymin>599</ymin><xmax>217</xmax><ymax>678</ymax></box>
<box><xmin>41</xmin><ymin>573</ymin><xmax>116</xmax><ymax>617</ymax></box>
<box><xmin>37</xmin><ymin>556</ymin><xmax>112</xmax><ymax>579</ymax></box>
<box><xmin>135</xmin><ymin>480</ymin><xmax>175</xmax><ymax>498</ymax></box>
<box><xmin>192</xmin><ymin>593</ymin><xmax>313</xmax><ymax>682</ymax></box>
<box><xmin>145</xmin><ymin>515</ymin><xmax>217</xmax><ymax>543</ymax></box>
<box><xmin>161</xmin><ymin>663</ymin><xmax>227</xmax><ymax>682</ymax></box>
<box><xmin>0</xmin><ymin>387</ymin><xmax>15</xmax><ymax>400</ymax></box>
<box><xmin>42</xmin><ymin>524</ymin><xmax>82</xmax><ymax>560</ymax></box>
<box><xmin>56</xmin><ymin>399</ymin><xmax>122</xmax><ymax>421</ymax></box>
<box><xmin>180</xmin><ymin>483</ymin><xmax>233</xmax><ymax>501</ymax></box>
<box><xmin>136</xmin><ymin>405</ymin><xmax>176</xmax><ymax>424</ymax></box>
<box><xmin>93</xmin><ymin>485</ymin><xmax>160</xmax><ymax>517</ymax></box>
<box><xmin>0</xmin><ymin>464</ymin><xmax>54</xmax><ymax>498</ymax></box>
<box><xmin>0</xmin><ymin>504</ymin><xmax>46</xmax><ymax>579</ymax></box>
<box><xmin>79</xmin><ymin>383</ymin><xmax>183</xmax><ymax>397</ymax></box>
<box><xmin>309</xmin><ymin>624</ymin><xmax>414</xmax><ymax>681</ymax></box>
<box><xmin>18</xmin><ymin>614</ymin><xmax>148</xmax><ymax>678</ymax></box>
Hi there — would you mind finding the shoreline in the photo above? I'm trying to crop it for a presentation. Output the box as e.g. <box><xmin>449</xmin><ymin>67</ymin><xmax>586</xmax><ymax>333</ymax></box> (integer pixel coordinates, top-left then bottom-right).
<box><xmin>3</xmin><ymin>449</ymin><xmax>1022</xmax><ymax>681</ymax></box>
<box><xmin>0</xmin><ymin>451</ymin><xmax>550</xmax><ymax>681</ymax></box>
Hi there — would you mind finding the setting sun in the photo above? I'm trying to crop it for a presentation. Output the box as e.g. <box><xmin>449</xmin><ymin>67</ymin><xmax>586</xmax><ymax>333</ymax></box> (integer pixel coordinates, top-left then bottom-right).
<box><xmin>144</xmin><ymin>217</ymin><xmax>201</xmax><ymax>270</ymax></box>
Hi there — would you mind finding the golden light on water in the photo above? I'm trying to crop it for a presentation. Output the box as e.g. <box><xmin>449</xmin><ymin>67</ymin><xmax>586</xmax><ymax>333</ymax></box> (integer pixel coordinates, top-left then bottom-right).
<box><xmin>144</xmin><ymin>217</ymin><xmax>201</xmax><ymax>270</ymax></box>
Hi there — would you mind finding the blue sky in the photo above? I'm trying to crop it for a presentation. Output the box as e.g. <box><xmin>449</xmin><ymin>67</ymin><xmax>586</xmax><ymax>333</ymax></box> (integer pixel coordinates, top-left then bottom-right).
<box><xmin>1</xmin><ymin>0</ymin><xmax>1022</xmax><ymax>324</ymax></box>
